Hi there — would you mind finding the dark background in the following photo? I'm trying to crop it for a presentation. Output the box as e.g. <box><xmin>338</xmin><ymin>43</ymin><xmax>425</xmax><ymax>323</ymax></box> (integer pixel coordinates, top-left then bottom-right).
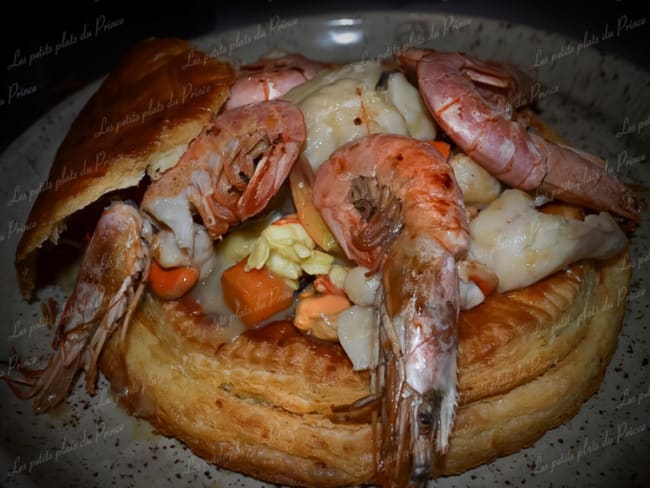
<box><xmin>0</xmin><ymin>0</ymin><xmax>648</xmax><ymax>154</ymax></box>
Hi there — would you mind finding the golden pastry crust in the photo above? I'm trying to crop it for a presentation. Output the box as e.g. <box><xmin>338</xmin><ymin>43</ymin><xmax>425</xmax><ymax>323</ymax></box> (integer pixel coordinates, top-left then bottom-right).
<box><xmin>457</xmin><ymin>262</ymin><xmax>598</xmax><ymax>403</ymax></box>
<box><xmin>435</xmin><ymin>253</ymin><xmax>630</xmax><ymax>475</ymax></box>
<box><xmin>15</xmin><ymin>38</ymin><xmax>235</xmax><ymax>297</ymax></box>
<box><xmin>100</xmin><ymin>252</ymin><xmax>630</xmax><ymax>486</ymax></box>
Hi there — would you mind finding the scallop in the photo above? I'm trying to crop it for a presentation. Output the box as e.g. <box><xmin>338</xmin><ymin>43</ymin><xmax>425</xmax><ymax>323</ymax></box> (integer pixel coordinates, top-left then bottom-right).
<box><xmin>337</xmin><ymin>305</ymin><xmax>379</xmax><ymax>371</ymax></box>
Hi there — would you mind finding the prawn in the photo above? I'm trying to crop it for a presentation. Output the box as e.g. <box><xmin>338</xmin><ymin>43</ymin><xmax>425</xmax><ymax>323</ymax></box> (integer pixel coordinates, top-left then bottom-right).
<box><xmin>141</xmin><ymin>100</ymin><xmax>306</xmax><ymax>277</ymax></box>
<box><xmin>5</xmin><ymin>100</ymin><xmax>306</xmax><ymax>412</ymax></box>
<box><xmin>400</xmin><ymin>49</ymin><xmax>640</xmax><ymax>221</ymax></box>
<box><xmin>4</xmin><ymin>203</ymin><xmax>151</xmax><ymax>413</ymax></box>
<box><xmin>313</xmin><ymin>133</ymin><xmax>468</xmax><ymax>486</ymax></box>
<box><xmin>225</xmin><ymin>53</ymin><xmax>325</xmax><ymax>110</ymax></box>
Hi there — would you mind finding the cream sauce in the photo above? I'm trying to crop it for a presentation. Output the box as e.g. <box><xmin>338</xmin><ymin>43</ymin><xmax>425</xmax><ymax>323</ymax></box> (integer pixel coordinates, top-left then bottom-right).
<box><xmin>187</xmin><ymin>206</ymin><xmax>298</xmax><ymax>332</ymax></box>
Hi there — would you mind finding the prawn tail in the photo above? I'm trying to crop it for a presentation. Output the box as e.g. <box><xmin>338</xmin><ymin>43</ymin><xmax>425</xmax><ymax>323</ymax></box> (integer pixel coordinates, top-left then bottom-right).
<box><xmin>533</xmin><ymin>134</ymin><xmax>642</xmax><ymax>222</ymax></box>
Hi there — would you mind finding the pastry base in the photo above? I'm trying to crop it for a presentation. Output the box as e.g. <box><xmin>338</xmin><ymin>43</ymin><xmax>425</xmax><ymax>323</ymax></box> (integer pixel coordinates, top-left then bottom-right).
<box><xmin>100</xmin><ymin>252</ymin><xmax>630</xmax><ymax>486</ymax></box>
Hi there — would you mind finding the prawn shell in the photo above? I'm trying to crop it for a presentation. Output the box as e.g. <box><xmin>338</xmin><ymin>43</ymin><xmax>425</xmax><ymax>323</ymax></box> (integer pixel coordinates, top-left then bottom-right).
<box><xmin>226</xmin><ymin>53</ymin><xmax>326</xmax><ymax>110</ymax></box>
<box><xmin>408</xmin><ymin>49</ymin><xmax>640</xmax><ymax>221</ymax></box>
<box><xmin>414</xmin><ymin>51</ymin><xmax>545</xmax><ymax>189</ymax></box>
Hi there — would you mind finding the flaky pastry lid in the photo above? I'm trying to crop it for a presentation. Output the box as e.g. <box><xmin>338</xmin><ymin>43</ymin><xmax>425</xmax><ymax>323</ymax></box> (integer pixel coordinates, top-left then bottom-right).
<box><xmin>15</xmin><ymin>37</ymin><xmax>235</xmax><ymax>297</ymax></box>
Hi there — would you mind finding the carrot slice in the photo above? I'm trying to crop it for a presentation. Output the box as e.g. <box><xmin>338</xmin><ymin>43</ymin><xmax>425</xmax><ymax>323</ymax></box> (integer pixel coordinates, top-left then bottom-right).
<box><xmin>221</xmin><ymin>258</ymin><xmax>294</xmax><ymax>327</ymax></box>
<box><xmin>540</xmin><ymin>202</ymin><xmax>585</xmax><ymax>220</ymax></box>
<box><xmin>149</xmin><ymin>261</ymin><xmax>199</xmax><ymax>300</ymax></box>
<box><xmin>428</xmin><ymin>140</ymin><xmax>451</xmax><ymax>159</ymax></box>
<box><xmin>272</xmin><ymin>214</ymin><xmax>301</xmax><ymax>226</ymax></box>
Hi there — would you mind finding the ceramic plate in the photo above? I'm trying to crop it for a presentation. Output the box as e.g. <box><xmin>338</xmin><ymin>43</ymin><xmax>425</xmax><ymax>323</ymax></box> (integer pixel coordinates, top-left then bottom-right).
<box><xmin>1</xmin><ymin>11</ymin><xmax>649</xmax><ymax>488</ymax></box>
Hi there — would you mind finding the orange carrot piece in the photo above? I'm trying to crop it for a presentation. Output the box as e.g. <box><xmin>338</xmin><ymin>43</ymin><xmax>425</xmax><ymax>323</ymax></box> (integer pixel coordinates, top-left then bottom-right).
<box><xmin>466</xmin><ymin>270</ymin><xmax>498</xmax><ymax>297</ymax></box>
<box><xmin>540</xmin><ymin>202</ymin><xmax>585</xmax><ymax>220</ymax></box>
<box><xmin>428</xmin><ymin>140</ymin><xmax>451</xmax><ymax>159</ymax></box>
<box><xmin>221</xmin><ymin>258</ymin><xmax>294</xmax><ymax>327</ymax></box>
<box><xmin>149</xmin><ymin>261</ymin><xmax>199</xmax><ymax>300</ymax></box>
<box><xmin>272</xmin><ymin>214</ymin><xmax>301</xmax><ymax>226</ymax></box>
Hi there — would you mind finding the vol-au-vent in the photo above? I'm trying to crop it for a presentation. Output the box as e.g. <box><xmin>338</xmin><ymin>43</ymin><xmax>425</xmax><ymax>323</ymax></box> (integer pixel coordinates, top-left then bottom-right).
<box><xmin>4</xmin><ymin>37</ymin><xmax>638</xmax><ymax>488</ymax></box>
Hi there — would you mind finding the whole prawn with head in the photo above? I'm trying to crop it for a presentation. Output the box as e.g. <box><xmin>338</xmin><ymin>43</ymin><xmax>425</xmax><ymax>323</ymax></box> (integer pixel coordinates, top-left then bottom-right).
<box><xmin>313</xmin><ymin>134</ymin><xmax>468</xmax><ymax>486</ymax></box>
<box><xmin>400</xmin><ymin>49</ymin><xmax>640</xmax><ymax>222</ymax></box>
<box><xmin>5</xmin><ymin>100</ymin><xmax>306</xmax><ymax>413</ymax></box>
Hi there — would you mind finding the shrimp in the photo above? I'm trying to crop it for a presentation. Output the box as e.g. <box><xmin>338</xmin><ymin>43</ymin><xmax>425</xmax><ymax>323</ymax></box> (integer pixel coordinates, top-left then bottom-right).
<box><xmin>225</xmin><ymin>53</ymin><xmax>326</xmax><ymax>110</ymax></box>
<box><xmin>141</xmin><ymin>100</ymin><xmax>306</xmax><ymax>279</ymax></box>
<box><xmin>6</xmin><ymin>100</ymin><xmax>306</xmax><ymax>413</ymax></box>
<box><xmin>400</xmin><ymin>49</ymin><xmax>640</xmax><ymax>221</ymax></box>
<box><xmin>3</xmin><ymin>203</ymin><xmax>151</xmax><ymax>413</ymax></box>
<box><xmin>313</xmin><ymin>133</ymin><xmax>468</xmax><ymax>485</ymax></box>
<box><xmin>399</xmin><ymin>48</ymin><xmax>534</xmax><ymax>117</ymax></box>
